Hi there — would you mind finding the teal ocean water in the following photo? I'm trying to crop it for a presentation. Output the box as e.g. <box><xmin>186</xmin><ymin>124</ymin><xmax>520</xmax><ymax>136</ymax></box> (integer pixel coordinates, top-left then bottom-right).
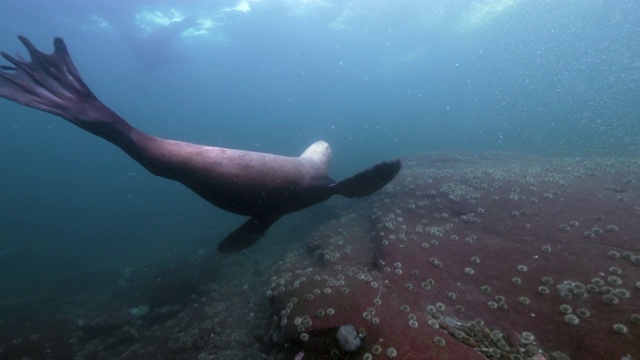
<box><xmin>0</xmin><ymin>1</ymin><xmax>638</xmax><ymax>359</ymax></box>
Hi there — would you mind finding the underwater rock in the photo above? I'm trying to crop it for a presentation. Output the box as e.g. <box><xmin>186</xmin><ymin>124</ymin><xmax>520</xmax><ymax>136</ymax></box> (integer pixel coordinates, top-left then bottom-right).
<box><xmin>268</xmin><ymin>153</ymin><xmax>640</xmax><ymax>359</ymax></box>
<box><xmin>336</xmin><ymin>324</ymin><xmax>361</xmax><ymax>352</ymax></box>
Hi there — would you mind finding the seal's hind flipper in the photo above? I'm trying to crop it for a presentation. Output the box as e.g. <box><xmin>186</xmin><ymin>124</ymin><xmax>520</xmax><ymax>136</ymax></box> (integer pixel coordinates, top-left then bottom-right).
<box><xmin>0</xmin><ymin>36</ymin><xmax>96</xmax><ymax>118</ymax></box>
<box><xmin>331</xmin><ymin>159</ymin><xmax>401</xmax><ymax>199</ymax></box>
<box><xmin>217</xmin><ymin>216</ymin><xmax>280</xmax><ymax>253</ymax></box>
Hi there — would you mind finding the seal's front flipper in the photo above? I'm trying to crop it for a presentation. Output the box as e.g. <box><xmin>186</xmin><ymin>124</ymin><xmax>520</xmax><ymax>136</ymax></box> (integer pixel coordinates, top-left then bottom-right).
<box><xmin>331</xmin><ymin>159</ymin><xmax>401</xmax><ymax>199</ymax></box>
<box><xmin>217</xmin><ymin>216</ymin><xmax>280</xmax><ymax>253</ymax></box>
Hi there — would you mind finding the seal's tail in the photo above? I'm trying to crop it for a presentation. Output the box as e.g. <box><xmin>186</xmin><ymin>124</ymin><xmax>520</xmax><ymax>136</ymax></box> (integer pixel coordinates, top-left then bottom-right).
<box><xmin>330</xmin><ymin>159</ymin><xmax>402</xmax><ymax>198</ymax></box>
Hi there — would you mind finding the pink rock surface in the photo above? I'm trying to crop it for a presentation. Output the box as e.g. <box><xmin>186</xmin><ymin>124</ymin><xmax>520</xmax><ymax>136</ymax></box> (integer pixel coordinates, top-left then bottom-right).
<box><xmin>268</xmin><ymin>153</ymin><xmax>640</xmax><ymax>359</ymax></box>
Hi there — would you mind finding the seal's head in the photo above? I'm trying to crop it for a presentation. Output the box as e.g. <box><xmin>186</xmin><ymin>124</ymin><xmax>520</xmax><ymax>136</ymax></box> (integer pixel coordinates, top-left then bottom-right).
<box><xmin>299</xmin><ymin>141</ymin><xmax>331</xmax><ymax>171</ymax></box>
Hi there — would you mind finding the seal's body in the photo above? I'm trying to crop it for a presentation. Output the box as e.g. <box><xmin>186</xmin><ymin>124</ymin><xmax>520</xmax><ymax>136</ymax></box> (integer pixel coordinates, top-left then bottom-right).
<box><xmin>0</xmin><ymin>36</ymin><xmax>401</xmax><ymax>252</ymax></box>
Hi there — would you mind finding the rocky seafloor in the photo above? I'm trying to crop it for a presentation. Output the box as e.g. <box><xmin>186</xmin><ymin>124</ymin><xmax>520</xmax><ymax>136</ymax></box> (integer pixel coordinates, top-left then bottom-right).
<box><xmin>1</xmin><ymin>152</ymin><xmax>639</xmax><ymax>360</ymax></box>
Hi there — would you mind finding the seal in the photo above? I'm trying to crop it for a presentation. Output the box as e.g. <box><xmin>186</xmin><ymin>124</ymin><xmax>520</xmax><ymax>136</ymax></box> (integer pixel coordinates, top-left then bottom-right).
<box><xmin>121</xmin><ymin>15</ymin><xmax>199</xmax><ymax>69</ymax></box>
<box><xmin>0</xmin><ymin>36</ymin><xmax>401</xmax><ymax>252</ymax></box>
